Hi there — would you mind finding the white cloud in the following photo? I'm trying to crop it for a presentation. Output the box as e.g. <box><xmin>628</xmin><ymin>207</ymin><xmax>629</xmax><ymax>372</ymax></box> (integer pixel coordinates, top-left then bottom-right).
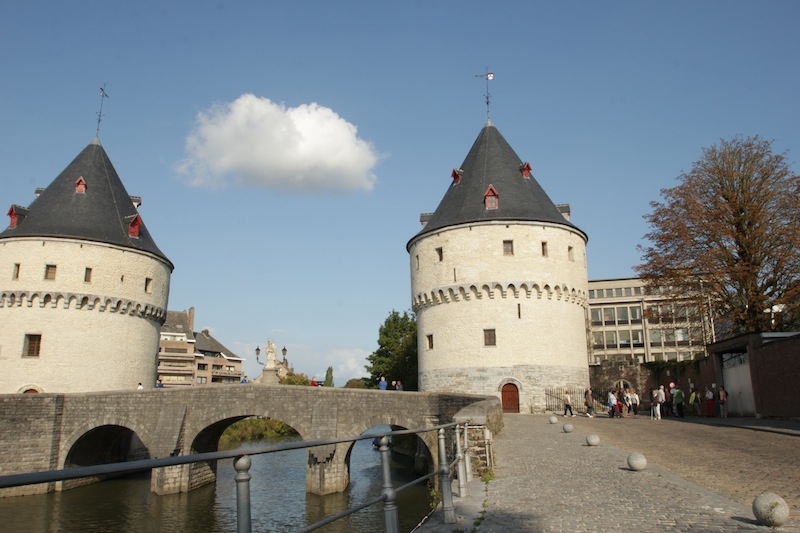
<box><xmin>177</xmin><ymin>94</ymin><xmax>382</xmax><ymax>192</ymax></box>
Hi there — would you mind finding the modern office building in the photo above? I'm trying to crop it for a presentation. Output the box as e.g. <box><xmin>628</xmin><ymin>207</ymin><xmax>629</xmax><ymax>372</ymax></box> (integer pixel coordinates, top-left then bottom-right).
<box><xmin>587</xmin><ymin>277</ymin><xmax>714</xmax><ymax>366</ymax></box>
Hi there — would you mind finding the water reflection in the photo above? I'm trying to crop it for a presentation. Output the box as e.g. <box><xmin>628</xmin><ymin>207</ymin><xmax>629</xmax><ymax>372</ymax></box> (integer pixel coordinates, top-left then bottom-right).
<box><xmin>0</xmin><ymin>431</ymin><xmax>430</xmax><ymax>532</ymax></box>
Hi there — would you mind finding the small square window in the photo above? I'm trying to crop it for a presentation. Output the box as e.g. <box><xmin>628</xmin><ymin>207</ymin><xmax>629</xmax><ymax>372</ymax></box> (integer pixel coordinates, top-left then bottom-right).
<box><xmin>44</xmin><ymin>264</ymin><xmax>57</xmax><ymax>280</ymax></box>
<box><xmin>484</xmin><ymin>329</ymin><xmax>496</xmax><ymax>346</ymax></box>
<box><xmin>84</xmin><ymin>267</ymin><xmax>93</xmax><ymax>283</ymax></box>
<box><xmin>145</xmin><ymin>277</ymin><xmax>153</xmax><ymax>294</ymax></box>
<box><xmin>503</xmin><ymin>240</ymin><xmax>514</xmax><ymax>255</ymax></box>
<box><xmin>23</xmin><ymin>334</ymin><xmax>42</xmax><ymax>357</ymax></box>
<box><xmin>13</xmin><ymin>263</ymin><xmax>20</xmax><ymax>280</ymax></box>
<box><xmin>426</xmin><ymin>334</ymin><xmax>434</xmax><ymax>350</ymax></box>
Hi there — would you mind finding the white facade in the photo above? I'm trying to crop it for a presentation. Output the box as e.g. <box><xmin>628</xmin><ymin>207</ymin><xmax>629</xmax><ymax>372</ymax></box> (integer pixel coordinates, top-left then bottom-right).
<box><xmin>0</xmin><ymin>139</ymin><xmax>172</xmax><ymax>394</ymax></box>
<box><xmin>410</xmin><ymin>221</ymin><xmax>589</xmax><ymax>412</ymax></box>
<box><xmin>0</xmin><ymin>237</ymin><xmax>171</xmax><ymax>393</ymax></box>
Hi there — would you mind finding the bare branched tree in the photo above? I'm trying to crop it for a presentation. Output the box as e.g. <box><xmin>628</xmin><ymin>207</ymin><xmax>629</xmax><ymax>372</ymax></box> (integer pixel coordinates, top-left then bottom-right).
<box><xmin>637</xmin><ymin>135</ymin><xmax>800</xmax><ymax>334</ymax></box>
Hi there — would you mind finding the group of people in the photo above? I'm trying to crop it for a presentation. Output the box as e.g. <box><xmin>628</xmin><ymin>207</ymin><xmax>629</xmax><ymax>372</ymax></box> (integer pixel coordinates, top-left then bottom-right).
<box><xmin>604</xmin><ymin>388</ymin><xmax>641</xmax><ymax>418</ymax></box>
<box><xmin>567</xmin><ymin>383</ymin><xmax>729</xmax><ymax>420</ymax></box>
<box><xmin>377</xmin><ymin>376</ymin><xmax>403</xmax><ymax>391</ymax></box>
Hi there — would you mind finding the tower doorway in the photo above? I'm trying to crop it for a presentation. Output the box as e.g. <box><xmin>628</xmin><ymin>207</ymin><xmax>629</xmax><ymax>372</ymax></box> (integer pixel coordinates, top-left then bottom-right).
<box><xmin>501</xmin><ymin>383</ymin><xmax>519</xmax><ymax>413</ymax></box>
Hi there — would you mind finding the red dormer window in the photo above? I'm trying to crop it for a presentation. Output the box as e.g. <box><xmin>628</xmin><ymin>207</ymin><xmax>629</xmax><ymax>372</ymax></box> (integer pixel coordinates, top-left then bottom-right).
<box><xmin>484</xmin><ymin>185</ymin><xmax>499</xmax><ymax>210</ymax></box>
<box><xmin>7</xmin><ymin>206</ymin><xmax>18</xmax><ymax>228</ymax></box>
<box><xmin>75</xmin><ymin>176</ymin><xmax>87</xmax><ymax>193</ymax></box>
<box><xmin>128</xmin><ymin>214</ymin><xmax>142</xmax><ymax>238</ymax></box>
<box><xmin>520</xmin><ymin>162</ymin><xmax>532</xmax><ymax>179</ymax></box>
<box><xmin>451</xmin><ymin>168</ymin><xmax>463</xmax><ymax>185</ymax></box>
<box><xmin>7</xmin><ymin>205</ymin><xmax>28</xmax><ymax>229</ymax></box>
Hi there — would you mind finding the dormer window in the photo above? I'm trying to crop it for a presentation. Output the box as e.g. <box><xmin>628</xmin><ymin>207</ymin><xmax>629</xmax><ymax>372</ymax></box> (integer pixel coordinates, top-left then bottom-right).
<box><xmin>128</xmin><ymin>214</ymin><xmax>142</xmax><ymax>238</ymax></box>
<box><xmin>520</xmin><ymin>162</ymin><xmax>532</xmax><ymax>179</ymax></box>
<box><xmin>484</xmin><ymin>185</ymin><xmax>499</xmax><ymax>210</ymax></box>
<box><xmin>6</xmin><ymin>205</ymin><xmax>28</xmax><ymax>229</ymax></box>
<box><xmin>451</xmin><ymin>168</ymin><xmax>463</xmax><ymax>185</ymax></box>
<box><xmin>75</xmin><ymin>176</ymin><xmax>87</xmax><ymax>193</ymax></box>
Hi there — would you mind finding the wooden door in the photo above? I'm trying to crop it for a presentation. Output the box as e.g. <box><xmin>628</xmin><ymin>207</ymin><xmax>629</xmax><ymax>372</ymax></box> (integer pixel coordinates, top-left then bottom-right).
<box><xmin>501</xmin><ymin>383</ymin><xmax>519</xmax><ymax>413</ymax></box>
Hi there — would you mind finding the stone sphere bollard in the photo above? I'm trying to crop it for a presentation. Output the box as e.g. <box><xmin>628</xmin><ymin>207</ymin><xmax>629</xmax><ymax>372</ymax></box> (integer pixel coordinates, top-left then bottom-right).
<box><xmin>586</xmin><ymin>434</ymin><xmax>600</xmax><ymax>446</ymax></box>
<box><xmin>563</xmin><ymin>423</ymin><xmax>574</xmax><ymax>433</ymax></box>
<box><xmin>548</xmin><ymin>415</ymin><xmax>558</xmax><ymax>424</ymax></box>
<box><xmin>752</xmin><ymin>492</ymin><xmax>790</xmax><ymax>527</ymax></box>
<box><xmin>627</xmin><ymin>452</ymin><xmax>647</xmax><ymax>471</ymax></box>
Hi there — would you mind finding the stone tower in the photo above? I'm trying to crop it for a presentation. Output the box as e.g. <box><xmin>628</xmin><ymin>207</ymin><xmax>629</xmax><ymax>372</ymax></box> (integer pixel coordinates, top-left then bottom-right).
<box><xmin>407</xmin><ymin>120</ymin><xmax>590</xmax><ymax>413</ymax></box>
<box><xmin>0</xmin><ymin>138</ymin><xmax>173</xmax><ymax>393</ymax></box>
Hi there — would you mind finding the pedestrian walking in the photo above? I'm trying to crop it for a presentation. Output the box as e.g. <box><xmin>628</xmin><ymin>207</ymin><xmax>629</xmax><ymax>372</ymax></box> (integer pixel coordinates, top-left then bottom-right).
<box><xmin>564</xmin><ymin>391</ymin><xmax>575</xmax><ymax>417</ymax></box>
<box><xmin>608</xmin><ymin>390</ymin><xmax>619</xmax><ymax>418</ymax></box>
<box><xmin>718</xmin><ymin>386</ymin><xmax>728</xmax><ymax>417</ymax></box>
<box><xmin>705</xmin><ymin>386</ymin><xmax>715</xmax><ymax>417</ymax></box>
<box><xmin>674</xmin><ymin>387</ymin><xmax>685</xmax><ymax>417</ymax></box>
<box><xmin>630</xmin><ymin>388</ymin><xmax>640</xmax><ymax>417</ymax></box>
<box><xmin>584</xmin><ymin>388</ymin><xmax>594</xmax><ymax>417</ymax></box>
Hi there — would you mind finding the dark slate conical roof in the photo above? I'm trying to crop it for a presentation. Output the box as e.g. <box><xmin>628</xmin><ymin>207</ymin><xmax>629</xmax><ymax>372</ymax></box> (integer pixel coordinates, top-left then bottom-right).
<box><xmin>407</xmin><ymin>120</ymin><xmax>587</xmax><ymax>250</ymax></box>
<box><xmin>0</xmin><ymin>138</ymin><xmax>173</xmax><ymax>268</ymax></box>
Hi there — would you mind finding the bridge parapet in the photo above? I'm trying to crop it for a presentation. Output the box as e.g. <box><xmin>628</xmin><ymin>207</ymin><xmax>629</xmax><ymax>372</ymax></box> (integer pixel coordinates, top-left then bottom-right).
<box><xmin>0</xmin><ymin>386</ymin><xmax>488</xmax><ymax>497</ymax></box>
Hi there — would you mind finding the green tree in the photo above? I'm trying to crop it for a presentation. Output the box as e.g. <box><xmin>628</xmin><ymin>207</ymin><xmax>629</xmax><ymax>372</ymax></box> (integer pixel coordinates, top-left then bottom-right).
<box><xmin>637</xmin><ymin>135</ymin><xmax>800</xmax><ymax>333</ymax></box>
<box><xmin>365</xmin><ymin>310</ymin><xmax>418</xmax><ymax>390</ymax></box>
<box><xmin>343</xmin><ymin>377</ymin><xmax>371</xmax><ymax>389</ymax></box>
<box><xmin>324</xmin><ymin>366</ymin><xmax>334</xmax><ymax>387</ymax></box>
<box><xmin>280</xmin><ymin>372</ymin><xmax>311</xmax><ymax>386</ymax></box>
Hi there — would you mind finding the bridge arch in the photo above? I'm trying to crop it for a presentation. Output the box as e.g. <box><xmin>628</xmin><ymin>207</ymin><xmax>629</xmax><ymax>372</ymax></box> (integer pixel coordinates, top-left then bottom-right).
<box><xmin>59</xmin><ymin>423</ymin><xmax>150</xmax><ymax>491</ymax></box>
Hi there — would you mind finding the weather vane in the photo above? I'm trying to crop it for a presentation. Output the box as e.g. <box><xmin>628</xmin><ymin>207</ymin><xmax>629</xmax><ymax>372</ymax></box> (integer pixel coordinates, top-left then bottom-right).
<box><xmin>96</xmin><ymin>84</ymin><xmax>109</xmax><ymax>137</ymax></box>
<box><xmin>475</xmin><ymin>68</ymin><xmax>494</xmax><ymax>118</ymax></box>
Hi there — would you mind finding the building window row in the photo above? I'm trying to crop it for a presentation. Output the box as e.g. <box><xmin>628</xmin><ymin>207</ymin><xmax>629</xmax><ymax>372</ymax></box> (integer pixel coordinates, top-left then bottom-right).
<box><xmin>422</xmin><ymin>329</ymin><xmax>497</xmax><ymax>350</ymax></box>
<box><xmin>589</xmin><ymin>286</ymin><xmax>644</xmax><ymax>299</ymax></box>
<box><xmin>11</xmin><ymin>262</ymin><xmax>156</xmax><ymax>293</ymax></box>
<box><xmin>422</xmin><ymin>241</ymin><xmax>577</xmax><ymax>265</ymax></box>
<box><xmin>590</xmin><ymin>306</ymin><xmax>643</xmax><ymax>326</ymax></box>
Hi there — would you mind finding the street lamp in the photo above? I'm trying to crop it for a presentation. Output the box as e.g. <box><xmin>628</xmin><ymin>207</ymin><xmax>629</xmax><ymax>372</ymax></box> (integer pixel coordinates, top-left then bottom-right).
<box><xmin>255</xmin><ymin>346</ymin><xmax>262</xmax><ymax>366</ymax></box>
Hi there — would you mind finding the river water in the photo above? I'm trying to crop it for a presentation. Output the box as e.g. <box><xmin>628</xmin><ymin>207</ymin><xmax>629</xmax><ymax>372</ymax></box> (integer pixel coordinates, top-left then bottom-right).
<box><xmin>0</xmin><ymin>433</ymin><xmax>431</xmax><ymax>533</ymax></box>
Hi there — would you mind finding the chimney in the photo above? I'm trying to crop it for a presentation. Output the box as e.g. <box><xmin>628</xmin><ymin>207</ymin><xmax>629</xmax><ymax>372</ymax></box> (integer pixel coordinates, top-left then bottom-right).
<box><xmin>188</xmin><ymin>307</ymin><xmax>195</xmax><ymax>330</ymax></box>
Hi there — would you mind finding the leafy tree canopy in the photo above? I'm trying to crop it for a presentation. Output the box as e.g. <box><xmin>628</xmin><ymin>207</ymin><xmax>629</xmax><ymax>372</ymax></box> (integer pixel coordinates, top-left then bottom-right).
<box><xmin>280</xmin><ymin>372</ymin><xmax>311</xmax><ymax>386</ymax></box>
<box><xmin>364</xmin><ymin>310</ymin><xmax>418</xmax><ymax>390</ymax></box>
<box><xmin>637</xmin><ymin>135</ymin><xmax>800</xmax><ymax>333</ymax></box>
<box><xmin>343</xmin><ymin>378</ymin><xmax>371</xmax><ymax>389</ymax></box>
<box><xmin>324</xmin><ymin>366</ymin><xmax>334</xmax><ymax>387</ymax></box>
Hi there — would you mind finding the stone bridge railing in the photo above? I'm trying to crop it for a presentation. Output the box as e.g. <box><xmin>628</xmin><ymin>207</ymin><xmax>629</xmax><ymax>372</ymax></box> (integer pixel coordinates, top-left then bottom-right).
<box><xmin>0</xmin><ymin>385</ymin><xmax>498</xmax><ymax>497</ymax></box>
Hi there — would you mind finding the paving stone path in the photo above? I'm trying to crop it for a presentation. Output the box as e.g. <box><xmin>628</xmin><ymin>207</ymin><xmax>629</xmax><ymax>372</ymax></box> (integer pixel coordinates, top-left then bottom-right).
<box><xmin>417</xmin><ymin>413</ymin><xmax>800</xmax><ymax>532</ymax></box>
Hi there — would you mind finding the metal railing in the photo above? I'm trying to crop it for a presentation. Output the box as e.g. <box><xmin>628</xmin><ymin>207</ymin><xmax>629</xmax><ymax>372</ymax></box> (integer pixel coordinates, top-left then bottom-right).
<box><xmin>0</xmin><ymin>421</ymin><xmax>469</xmax><ymax>533</ymax></box>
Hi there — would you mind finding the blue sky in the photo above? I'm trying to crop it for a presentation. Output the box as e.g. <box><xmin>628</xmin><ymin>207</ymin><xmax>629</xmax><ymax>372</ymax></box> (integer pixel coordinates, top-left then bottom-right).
<box><xmin>2</xmin><ymin>1</ymin><xmax>798</xmax><ymax>385</ymax></box>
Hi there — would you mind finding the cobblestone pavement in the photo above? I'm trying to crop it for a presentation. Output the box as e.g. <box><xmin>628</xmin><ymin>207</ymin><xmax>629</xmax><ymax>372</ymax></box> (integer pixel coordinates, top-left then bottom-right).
<box><xmin>417</xmin><ymin>413</ymin><xmax>800</xmax><ymax>532</ymax></box>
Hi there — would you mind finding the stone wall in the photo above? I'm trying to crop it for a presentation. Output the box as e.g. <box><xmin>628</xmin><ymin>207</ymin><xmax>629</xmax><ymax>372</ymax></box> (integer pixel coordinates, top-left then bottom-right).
<box><xmin>0</xmin><ymin>386</ymin><xmax>489</xmax><ymax>497</ymax></box>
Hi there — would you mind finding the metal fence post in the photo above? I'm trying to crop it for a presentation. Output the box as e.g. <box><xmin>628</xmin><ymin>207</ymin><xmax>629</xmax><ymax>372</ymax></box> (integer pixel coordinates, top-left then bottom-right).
<box><xmin>455</xmin><ymin>424</ymin><xmax>468</xmax><ymax>497</ymax></box>
<box><xmin>463</xmin><ymin>423</ymin><xmax>473</xmax><ymax>482</ymax></box>
<box><xmin>438</xmin><ymin>428</ymin><xmax>456</xmax><ymax>523</ymax></box>
<box><xmin>234</xmin><ymin>455</ymin><xmax>252</xmax><ymax>533</ymax></box>
<box><xmin>379</xmin><ymin>436</ymin><xmax>399</xmax><ymax>533</ymax></box>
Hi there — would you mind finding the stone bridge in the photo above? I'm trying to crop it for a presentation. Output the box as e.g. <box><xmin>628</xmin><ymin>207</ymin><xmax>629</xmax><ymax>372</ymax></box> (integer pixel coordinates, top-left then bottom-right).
<box><xmin>0</xmin><ymin>385</ymin><xmax>490</xmax><ymax>497</ymax></box>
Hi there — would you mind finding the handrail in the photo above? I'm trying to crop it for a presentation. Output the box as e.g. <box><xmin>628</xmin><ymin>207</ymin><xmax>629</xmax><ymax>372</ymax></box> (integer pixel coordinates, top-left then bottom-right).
<box><xmin>0</xmin><ymin>421</ymin><xmax>469</xmax><ymax>533</ymax></box>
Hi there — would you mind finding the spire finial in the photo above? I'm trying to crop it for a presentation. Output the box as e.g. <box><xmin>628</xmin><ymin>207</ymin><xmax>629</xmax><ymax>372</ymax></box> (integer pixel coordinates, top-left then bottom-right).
<box><xmin>475</xmin><ymin>68</ymin><xmax>494</xmax><ymax>118</ymax></box>
<box><xmin>96</xmin><ymin>84</ymin><xmax>109</xmax><ymax>138</ymax></box>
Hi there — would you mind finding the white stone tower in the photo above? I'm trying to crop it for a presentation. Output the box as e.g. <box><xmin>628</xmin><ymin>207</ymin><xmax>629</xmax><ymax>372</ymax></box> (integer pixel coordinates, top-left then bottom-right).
<box><xmin>407</xmin><ymin>120</ymin><xmax>590</xmax><ymax>413</ymax></box>
<box><xmin>0</xmin><ymin>138</ymin><xmax>173</xmax><ymax>393</ymax></box>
